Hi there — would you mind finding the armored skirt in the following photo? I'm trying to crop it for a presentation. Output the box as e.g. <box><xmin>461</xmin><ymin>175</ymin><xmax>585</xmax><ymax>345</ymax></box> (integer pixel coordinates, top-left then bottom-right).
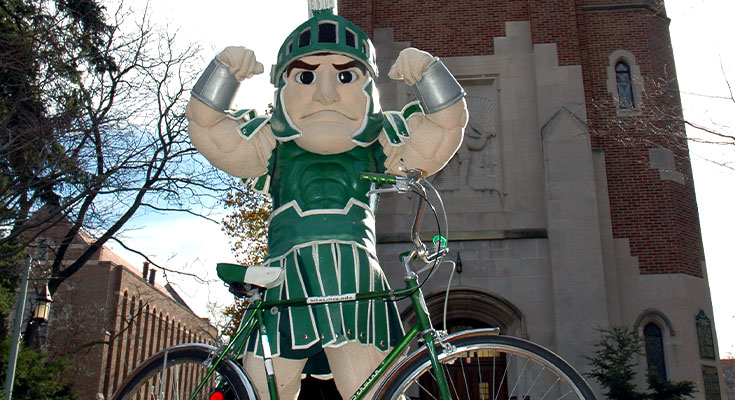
<box><xmin>243</xmin><ymin>240</ymin><xmax>404</xmax><ymax>360</ymax></box>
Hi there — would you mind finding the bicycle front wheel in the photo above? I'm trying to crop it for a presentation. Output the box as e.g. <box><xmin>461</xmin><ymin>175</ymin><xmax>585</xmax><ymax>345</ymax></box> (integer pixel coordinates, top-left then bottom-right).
<box><xmin>111</xmin><ymin>343</ymin><xmax>257</xmax><ymax>400</ymax></box>
<box><xmin>376</xmin><ymin>329</ymin><xmax>596</xmax><ymax>400</ymax></box>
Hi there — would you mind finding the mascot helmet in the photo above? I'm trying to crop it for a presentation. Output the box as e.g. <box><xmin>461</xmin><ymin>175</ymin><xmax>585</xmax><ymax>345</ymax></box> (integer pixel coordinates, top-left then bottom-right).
<box><xmin>270</xmin><ymin>5</ymin><xmax>378</xmax><ymax>86</ymax></box>
<box><xmin>269</xmin><ymin>1</ymin><xmax>384</xmax><ymax>146</ymax></box>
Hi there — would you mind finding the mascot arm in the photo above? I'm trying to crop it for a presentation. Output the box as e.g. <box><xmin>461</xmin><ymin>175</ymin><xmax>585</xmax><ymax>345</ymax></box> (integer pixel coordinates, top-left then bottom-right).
<box><xmin>381</xmin><ymin>48</ymin><xmax>468</xmax><ymax>176</ymax></box>
<box><xmin>186</xmin><ymin>47</ymin><xmax>275</xmax><ymax>178</ymax></box>
<box><xmin>188</xmin><ymin>102</ymin><xmax>275</xmax><ymax>178</ymax></box>
<box><xmin>380</xmin><ymin>101</ymin><xmax>467</xmax><ymax>176</ymax></box>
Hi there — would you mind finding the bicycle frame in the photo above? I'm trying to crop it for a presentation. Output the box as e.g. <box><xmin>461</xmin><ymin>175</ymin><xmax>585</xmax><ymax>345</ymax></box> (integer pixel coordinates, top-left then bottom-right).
<box><xmin>190</xmin><ymin>171</ymin><xmax>453</xmax><ymax>400</ymax></box>
<box><xmin>190</xmin><ymin>269</ymin><xmax>452</xmax><ymax>400</ymax></box>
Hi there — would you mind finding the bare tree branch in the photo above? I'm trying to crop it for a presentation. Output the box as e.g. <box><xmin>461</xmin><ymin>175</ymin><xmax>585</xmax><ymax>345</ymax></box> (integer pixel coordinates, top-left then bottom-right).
<box><xmin>139</xmin><ymin>203</ymin><xmax>220</xmax><ymax>223</ymax></box>
<box><xmin>0</xmin><ymin>1</ymin><xmax>234</xmax><ymax>339</ymax></box>
<box><xmin>108</xmin><ymin>236</ymin><xmax>210</xmax><ymax>284</ymax></box>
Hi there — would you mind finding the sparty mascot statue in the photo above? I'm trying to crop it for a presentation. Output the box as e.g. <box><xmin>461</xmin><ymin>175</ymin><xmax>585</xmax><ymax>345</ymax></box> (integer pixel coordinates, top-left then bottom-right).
<box><xmin>187</xmin><ymin>2</ymin><xmax>468</xmax><ymax>398</ymax></box>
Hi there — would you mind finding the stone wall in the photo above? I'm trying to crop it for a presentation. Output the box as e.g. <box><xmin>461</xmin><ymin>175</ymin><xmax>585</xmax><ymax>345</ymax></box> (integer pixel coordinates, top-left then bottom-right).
<box><xmin>340</xmin><ymin>0</ymin><xmax>723</xmax><ymax>396</ymax></box>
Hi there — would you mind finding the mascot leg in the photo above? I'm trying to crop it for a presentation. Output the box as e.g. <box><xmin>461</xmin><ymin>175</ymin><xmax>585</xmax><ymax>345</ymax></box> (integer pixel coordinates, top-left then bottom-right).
<box><xmin>324</xmin><ymin>343</ymin><xmax>386</xmax><ymax>399</ymax></box>
<box><xmin>242</xmin><ymin>354</ymin><xmax>307</xmax><ymax>400</ymax></box>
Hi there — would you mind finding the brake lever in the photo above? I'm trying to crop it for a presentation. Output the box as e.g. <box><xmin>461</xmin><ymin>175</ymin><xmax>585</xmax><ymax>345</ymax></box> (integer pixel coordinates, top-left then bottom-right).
<box><xmin>395</xmin><ymin>176</ymin><xmax>411</xmax><ymax>192</ymax></box>
<box><xmin>367</xmin><ymin>187</ymin><xmax>399</xmax><ymax>196</ymax></box>
<box><xmin>366</xmin><ymin>176</ymin><xmax>413</xmax><ymax>197</ymax></box>
<box><xmin>425</xmin><ymin>247</ymin><xmax>450</xmax><ymax>263</ymax></box>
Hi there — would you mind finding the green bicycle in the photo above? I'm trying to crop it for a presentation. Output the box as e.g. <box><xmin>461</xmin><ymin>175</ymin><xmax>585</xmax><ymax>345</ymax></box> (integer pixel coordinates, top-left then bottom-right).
<box><xmin>112</xmin><ymin>171</ymin><xmax>596</xmax><ymax>400</ymax></box>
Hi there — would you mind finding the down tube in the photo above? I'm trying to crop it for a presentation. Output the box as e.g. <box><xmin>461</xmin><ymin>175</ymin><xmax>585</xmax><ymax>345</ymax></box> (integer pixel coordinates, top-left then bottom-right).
<box><xmin>410</xmin><ymin>281</ymin><xmax>452</xmax><ymax>400</ymax></box>
<box><xmin>350</xmin><ymin>325</ymin><xmax>420</xmax><ymax>400</ymax></box>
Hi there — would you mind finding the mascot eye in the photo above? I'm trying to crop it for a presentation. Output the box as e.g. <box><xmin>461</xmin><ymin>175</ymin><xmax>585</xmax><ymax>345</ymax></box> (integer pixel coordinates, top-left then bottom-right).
<box><xmin>337</xmin><ymin>71</ymin><xmax>358</xmax><ymax>84</ymax></box>
<box><xmin>295</xmin><ymin>71</ymin><xmax>315</xmax><ymax>85</ymax></box>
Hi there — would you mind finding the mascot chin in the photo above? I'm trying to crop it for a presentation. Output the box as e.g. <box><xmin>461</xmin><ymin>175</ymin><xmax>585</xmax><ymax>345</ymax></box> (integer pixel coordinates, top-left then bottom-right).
<box><xmin>186</xmin><ymin>1</ymin><xmax>467</xmax><ymax>398</ymax></box>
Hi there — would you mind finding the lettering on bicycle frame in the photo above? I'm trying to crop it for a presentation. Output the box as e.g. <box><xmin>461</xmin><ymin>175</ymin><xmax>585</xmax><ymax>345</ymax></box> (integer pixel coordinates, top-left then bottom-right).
<box><xmin>306</xmin><ymin>293</ymin><xmax>357</xmax><ymax>304</ymax></box>
<box><xmin>349</xmin><ymin>367</ymin><xmax>383</xmax><ymax>400</ymax></box>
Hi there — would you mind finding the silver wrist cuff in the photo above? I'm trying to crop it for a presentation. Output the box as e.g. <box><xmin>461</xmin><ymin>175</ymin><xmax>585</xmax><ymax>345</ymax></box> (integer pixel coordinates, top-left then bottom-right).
<box><xmin>410</xmin><ymin>59</ymin><xmax>465</xmax><ymax>114</ymax></box>
<box><xmin>191</xmin><ymin>58</ymin><xmax>240</xmax><ymax>113</ymax></box>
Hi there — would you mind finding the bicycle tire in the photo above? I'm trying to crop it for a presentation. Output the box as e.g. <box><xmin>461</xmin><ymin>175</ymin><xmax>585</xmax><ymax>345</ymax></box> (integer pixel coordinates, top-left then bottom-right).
<box><xmin>111</xmin><ymin>343</ymin><xmax>258</xmax><ymax>400</ymax></box>
<box><xmin>376</xmin><ymin>329</ymin><xmax>596</xmax><ymax>400</ymax></box>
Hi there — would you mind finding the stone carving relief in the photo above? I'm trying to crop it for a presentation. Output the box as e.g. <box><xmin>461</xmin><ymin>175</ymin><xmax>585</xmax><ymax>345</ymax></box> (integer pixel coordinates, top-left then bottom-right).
<box><xmin>431</xmin><ymin>80</ymin><xmax>505</xmax><ymax>210</ymax></box>
<box><xmin>371</xmin><ymin>28</ymin><xmax>506</xmax><ymax>214</ymax></box>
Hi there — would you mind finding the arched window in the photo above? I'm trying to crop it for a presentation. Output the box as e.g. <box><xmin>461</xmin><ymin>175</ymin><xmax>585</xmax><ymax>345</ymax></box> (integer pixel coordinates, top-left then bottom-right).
<box><xmin>644</xmin><ymin>322</ymin><xmax>667</xmax><ymax>380</ymax></box>
<box><xmin>607</xmin><ymin>51</ymin><xmax>643</xmax><ymax>114</ymax></box>
<box><xmin>615</xmin><ymin>61</ymin><xmax>634</xmax><ymax>109</ymax></box>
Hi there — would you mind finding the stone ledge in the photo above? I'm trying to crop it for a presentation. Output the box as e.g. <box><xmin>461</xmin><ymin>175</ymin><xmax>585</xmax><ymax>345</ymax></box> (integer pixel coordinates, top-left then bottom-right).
<box><xmin>377</xmin><ymin>229</ymin><xmax>548</xmax><ymax>243</ymax></box>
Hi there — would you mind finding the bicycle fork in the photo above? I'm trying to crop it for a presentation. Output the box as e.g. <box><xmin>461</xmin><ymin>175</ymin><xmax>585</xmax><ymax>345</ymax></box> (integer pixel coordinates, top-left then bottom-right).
<box><xmin>407</xmin><ymin>276</ymin><xmax>453</xmax><ymax>400</ymax></box>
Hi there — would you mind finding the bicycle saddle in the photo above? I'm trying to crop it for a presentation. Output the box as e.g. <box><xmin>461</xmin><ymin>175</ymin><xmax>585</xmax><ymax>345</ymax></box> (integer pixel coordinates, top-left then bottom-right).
<box><xmin>216</xmin><ymin>263</ymin><xmax>284</xmax><ymax>289</ymax></box>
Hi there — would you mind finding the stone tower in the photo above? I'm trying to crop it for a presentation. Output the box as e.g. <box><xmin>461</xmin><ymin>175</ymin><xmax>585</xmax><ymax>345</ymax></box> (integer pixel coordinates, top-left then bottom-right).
<box><xmin>340</xmin><ymin>1</ymin><xmax>724</xmax><ymax>397</ymax></box>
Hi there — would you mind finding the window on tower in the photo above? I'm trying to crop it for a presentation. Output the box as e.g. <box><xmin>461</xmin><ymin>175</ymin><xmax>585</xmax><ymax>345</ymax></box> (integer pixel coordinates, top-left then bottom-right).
<box><xmin>644</xmin><ymin>322</ymin><xmax>667</xmax><ymax>380</ymax></box>
<box><xmin>607</xmin><ymin>50</ymin><xmax>643</xmax><ymax>115</ymax></box>
<box><xmin>616</xmin><ymin>61</ymin><xmax>634</xmax><ymax>108</ymax></box>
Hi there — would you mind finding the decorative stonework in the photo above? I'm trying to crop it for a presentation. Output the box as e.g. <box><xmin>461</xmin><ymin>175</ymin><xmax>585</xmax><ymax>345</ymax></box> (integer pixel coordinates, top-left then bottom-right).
<box><xmin>649</xmin><ymin>147</ymin><xmax>685</xmax><ymax>184</ymax></box>
<box><xmin>696</xmin><ymin>310</ymin><xmax>716</xmax><ymax>360</ymax></box>
<box><xmin>633</xmin><ymin>308</ymin><xmax>676</xmax><ymax>337</ymax></box>
<box><xmin>606</xmin><ymin>49</ymin><xmax>644</xmax><ymax>116</ymax></box>
<box><xmin>372</xmin><ymin>28</ymin><xmax>507</xmax><ymax>214</ymax></box>
<box><xmin>702</xmin><ymin>365</ymin><xmax>722</xmax><ymax>400</ymax></box>
<box><xmin>431</xmin><ymin>91</ymin><xmax>504</xmax><ymax>208</ymax></box>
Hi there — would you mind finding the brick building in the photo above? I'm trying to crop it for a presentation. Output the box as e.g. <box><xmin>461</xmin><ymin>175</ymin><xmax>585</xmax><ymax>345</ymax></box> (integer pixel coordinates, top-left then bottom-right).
<box><xmin>338</xmin><ymin>0</ymin><xmax>725</xmax><ymax>398</ymax></box>
<box><xmin>32</xmin><ymin>224</ymin><xmax>217</xmax><ymax>399</ymax></box>
<box><xmin>723</xmin><ymin>358</ymin><xmax>735</xmax><ymax>400</ymax></box>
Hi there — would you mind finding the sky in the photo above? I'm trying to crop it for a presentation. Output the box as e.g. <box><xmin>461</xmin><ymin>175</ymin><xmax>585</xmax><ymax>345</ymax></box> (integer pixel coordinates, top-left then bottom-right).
<box><xmin>108</xmin><ymin>0</ymin><xmax>735</xmax><ymax>358</ymax></box>
<box><xmin>666</xmin><ymin>0</ymin><xmax>735</xmax><ymax>358</ymax></box>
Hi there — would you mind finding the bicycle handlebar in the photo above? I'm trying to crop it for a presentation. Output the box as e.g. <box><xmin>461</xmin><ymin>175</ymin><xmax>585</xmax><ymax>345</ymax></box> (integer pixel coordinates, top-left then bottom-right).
<box><xmin>359</xmin><ymin>172</ymin><xmax>398</xmax><ymax>185</ymax></box>
<box><xmin>360</xmin><ymin>170</ymin><xmax>446</xmax><ymax>266</ymax></box>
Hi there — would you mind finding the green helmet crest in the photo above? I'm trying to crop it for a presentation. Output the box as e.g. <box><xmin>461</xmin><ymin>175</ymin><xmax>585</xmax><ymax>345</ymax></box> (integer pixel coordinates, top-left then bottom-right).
<box><xmin>270</xmin><ymin>8</ymin><xmax>378</xmax><ymax>86</ymax></box>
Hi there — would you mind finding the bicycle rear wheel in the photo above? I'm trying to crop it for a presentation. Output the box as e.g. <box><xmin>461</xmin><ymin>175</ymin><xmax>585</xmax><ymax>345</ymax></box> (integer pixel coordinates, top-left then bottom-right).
<box><xmin>376</xmin><ymin>329</ymin><xmax>596</xmax><ymax>400</ymax></box>
<box><xmin>111</xmin><ymin>343</ymin><xmax>257</xmax><ymax>400</ymax></box>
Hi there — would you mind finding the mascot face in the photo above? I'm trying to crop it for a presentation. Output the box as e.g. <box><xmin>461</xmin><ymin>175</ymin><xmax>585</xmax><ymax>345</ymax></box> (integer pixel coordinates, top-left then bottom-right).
<box><xmin>281</xmin><ymin>54</ymin><xmax>369</xmax><ymax>154</ymax></box>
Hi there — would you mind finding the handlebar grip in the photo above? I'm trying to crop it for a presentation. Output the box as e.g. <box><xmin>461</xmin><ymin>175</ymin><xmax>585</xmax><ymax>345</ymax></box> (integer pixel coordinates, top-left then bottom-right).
<box><xmin>359</xmin><ymin>172</ymin><xmax>397</xmax><ymax>184</ymax></box>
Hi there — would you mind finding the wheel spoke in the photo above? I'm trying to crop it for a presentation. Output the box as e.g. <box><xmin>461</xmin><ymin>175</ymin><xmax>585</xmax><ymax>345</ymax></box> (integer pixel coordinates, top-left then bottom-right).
<box><xmin>540</xmin><ymin>377</ymin><xmax>561</xmax><ymax>400</ymax></box>
<box><xmin>508</xmin><ymin>357</ymin><xmax>530</xmax><ymax>398</ymax></box>
<box><xmin>555</xmin><ymin>388</ymin><xmax>575</xmax><ymax>400</ymax></box>
<box><xmin>457</xmin><ymin>356</ymin><xmax>470</xmax><ymax>399</ymax></box>
<box><xmin>172</xmin><ymin>365</ymin><xmax>180</xmax><ymax>400</ymax></box>
<box><xmin>443</xmin><ymin>363</ymin><xmax>462</xmax><ymax>400</ymax></box>
<box><xmin>523</xmin><ymin>364</ymin><xmax>546</xmax><ymax>398</ymax></box>
<box><xmin>492</xmin><ymin>351</ymin><xmax>496</xmax><ymax>400</ymax></box>
<box><xmin>110</xmin><ymin>344</ymin><xmax>254</xmax><ymax>400</ymax></box>
<box><xmin>416</xmin><ymin>380</ymin><xmax>440</xmax><ymax>400</ymax></box>
<box><xmin>477</xmin><ymin>352</ymin><xmax>484</xmax><ymax>400</ymax></box>
<box><xmin>158</xmin><ymin>351</ymin><xmax>168</xmax><ymax>399</ymax></box>
<box><xmin>492</xmin><ymin>352</ymin><xmax>509</xmax><ymax>400</ymax></box>
<box><xmin>379</xmin><ymin>334</ymin><xmax>595</xmax><ymax>400</ymax></box>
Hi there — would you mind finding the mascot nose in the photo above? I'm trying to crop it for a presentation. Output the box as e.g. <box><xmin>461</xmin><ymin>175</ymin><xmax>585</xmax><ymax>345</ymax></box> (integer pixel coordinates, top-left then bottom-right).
<box><xmin>313</xmin><ymin>75</ymin><xmax>340</xmax><ymax>104</ymax></box>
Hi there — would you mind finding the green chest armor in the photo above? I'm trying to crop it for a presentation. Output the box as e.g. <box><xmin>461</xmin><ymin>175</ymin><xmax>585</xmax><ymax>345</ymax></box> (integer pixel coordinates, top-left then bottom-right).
<box><xmin>266</xmin><ymin>140</ymin><xmax>386</xmax><ymax>258</ymax></box>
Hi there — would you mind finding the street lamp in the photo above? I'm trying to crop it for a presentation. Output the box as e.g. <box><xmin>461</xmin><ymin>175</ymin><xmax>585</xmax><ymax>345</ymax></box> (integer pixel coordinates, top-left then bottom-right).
<box><xmin>32</xmin><ymin>284</ymin><xmax>53</xmax><ymax>322</ymax></box>
<box><xmin>3</xmin><ymin>257</ymin><xmax>31</xmax><ymax>399</ymax></box>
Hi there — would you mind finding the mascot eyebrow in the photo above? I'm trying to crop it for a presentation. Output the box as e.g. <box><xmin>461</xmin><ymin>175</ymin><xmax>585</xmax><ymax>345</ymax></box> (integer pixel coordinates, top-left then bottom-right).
<box><xmin>286</xmin><ymin>59</ymin><xmax>365</xmax><ymax>77</ymax></box>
